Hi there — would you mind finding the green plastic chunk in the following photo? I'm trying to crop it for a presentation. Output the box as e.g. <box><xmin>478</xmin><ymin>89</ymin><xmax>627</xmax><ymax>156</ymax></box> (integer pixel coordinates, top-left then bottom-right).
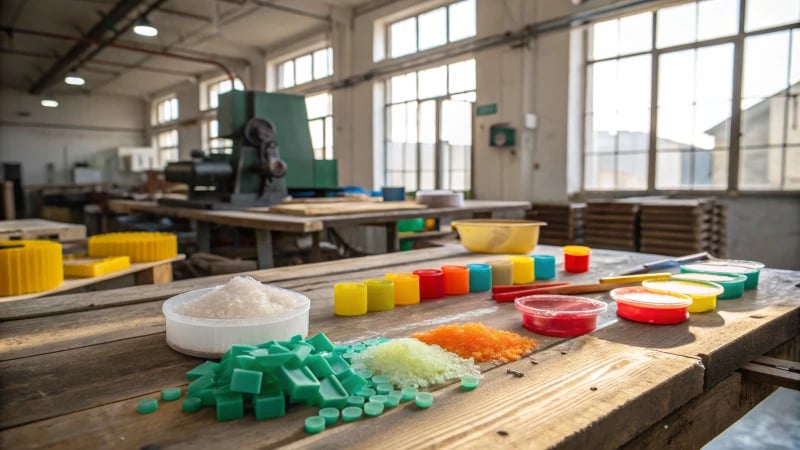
<box><xmin>215</xmin><ymin>393</ymin><xmax>244</xmax><ymax>422</ymax></box>
<box><xmin>197</xmin><ymin>388</ymin><xmax>216</xmax><ymax>406</ymax></box>
<box><xmin>371</xmin><ymin>375</ymin><xmax>392</xmax><ymax>385</ymax></box>
<box><xmin>347</xmin><ymin>395</ymin><xmax>365</xmax><ymax>406</ymax></box>
<box><xmin>278</xmin><ymin>365</ymin><xmax>320</xmax><ymax>403</ymax></box>
<box><xmin>461</xmin><ymin>375</ymin><xmax>480</xmax><ymax>391</ymax></box>
<box><xmin>355</xmin><ymin>369</ymin><xmax>373</xmax><ymax>379</ymax></box>
<box><xmin>186</xmin><ymin>361</ymin><xmax>219</xmax><ymax>381</ymax></box>
<box><xmin>229</xmin><ymin>344</ymin><xmax>257</xmax><ymax>358</ymax></box>
<box><xmin>231</xmin><ymin>368</ymin><xmax>263</xmax><ymax>394</ymax></box>
<box><xmin>341</xmin><ymin>352</ymin><xmax>355</xmax><ymax>362</ymax></box>
<box><xmin>385</xmin><ymin>393</ymin><xmax>402</xmax><ymax>408</ymax></box>
<box><xmin>249</xmin><ymin>348</ymin><xmax>270</xmax><ymax>357</ymax></box>
<box><xmin>137</xmin><ymin>398</ymin><xmax>158</xmax><ymax>414</ymax></box>
<box><xmin>253</xmin><ymin>386</ymin><xmax>286</xmax><ymax>420</ymax></box>
<box><xmin>333</xmin><ymin>344</ymin><xmax>349</xmax><ymax>354</ymax></box>
<box><xmin>324</xmin><ymin>355</ymin><xmax>354</xmax><ymax>378</ymax></box>
<box><xmin>375</xmin><ymin>383</ymin><xmax>393</xmax><ymax>395</ymax></box>
<box><xmin>307</xmin><ymin>333</ymin><xmax>335</xmax><ymax>353</ymax></box>
<box><xmin>400</xmin><ymin>387</ymin><xmax>418</xmax><ymax>402</ymax></box>
<box><xmin>286</xmin><ymin>343</ymin><xmax>313</xmax><ymax>367</ymax></box>
<box><xmin>356</xmin><ymin>387</ymin><xmax>376</xmax><ymax>397</ymax></box>
<box><xmin>187</xmin><ymin>374</ymin><xmax>214</xmax><ymax>395</ymax></box>
<box><xmin>254</xmin><ymin>352</ymin><xmax>293</xmax><ymax>369</ymax></box>
<box><xmin>369</xmin><ymin>395</ymin><xmax>387</xmax><ymax>405</ymax></box>
<box><xmin>161</xmin><ymin>387</ymin><xmax>182</xmax><ymax>401</ymax></box>
<box><xmin>351</xmin><ymin>343</ymin><xmax>366</xmax><ymax>352</ymax></box>
<box><xmin>415</xmin><ymin>392</ymin><xmax>433</xmax><ymax>409</ymax></box>
<box><xmin>341</xmin><ymin>406</ymin><xmax>363</xmax><ymax>422</ymax></box>
<box><xmin>339</xmin><ymin>372</ymin><xmax>368</xmax><ymax>395</ymax></box>
<box><xmin>256</xmin><ymin>340</ymin><xmax>276</xmax><ymax>349</ymax></box>
<box><xmin>290</xmin><ymin>334</ymin><xmax>304</xmax><ymax>343</ymax></box>
<box><xmin>364</xmin><ymin>401</ymin><xmax>384</xmax><ymax>417</ymax></box>
<box><xmin>305</xmin><ymin>354</ymin><xmax>335</xmax><ymax>379</ymax></box>
<box><xmin>234</xmin><ymin>355</ymin><xmax>258</xmax><ymax>370</ymax></box>
<box><xmin>268</xmin><ymin>343</ymin><xmax>291</xmax><ymax>354</ymax></box>
<box><xmin>315</xmin><ymin>376</ymin><xmax>349</xmax><ymax>408</ymax></box>
<box><xmin>318</xmin><ymin>407</ymin><xmax>340</xmax><ymax>425</ymax></box>
<box><xmin>181</xmin><ymin>396</ymin><xmax>202</xmax><ymax>413</ymax></box>
<box><xmin>304</xmin><ymin>416</ymin><xmax>326</xmax><ymax>434</ymax></box>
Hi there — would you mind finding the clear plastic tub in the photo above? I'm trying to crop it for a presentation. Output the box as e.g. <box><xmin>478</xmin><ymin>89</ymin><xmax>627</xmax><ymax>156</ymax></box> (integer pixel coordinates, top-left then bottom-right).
<box><xmin>162</xmin><ymin>287</ymin><xmax>311</xmax><ymax>358</ymax></box>
<box><xmin>514</xmin><ymin>295</ymin><xmax>608</xmax><ymax>337</ymax></box>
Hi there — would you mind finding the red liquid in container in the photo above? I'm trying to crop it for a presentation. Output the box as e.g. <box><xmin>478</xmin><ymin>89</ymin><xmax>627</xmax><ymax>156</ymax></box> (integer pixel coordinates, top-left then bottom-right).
<box><xmin>413</xmin><ymin>269</ymin><xmax>445</xmax><ymax>300</ymax></box>
<box><xmin>610</xmin><ymin>287</ymin><xmax>692</xmax><ymax>325</ymax></box>
<box><xmin>514</xmin><ymin>295</ymin><xmax>607</xmax><ymax>337</ymax></box>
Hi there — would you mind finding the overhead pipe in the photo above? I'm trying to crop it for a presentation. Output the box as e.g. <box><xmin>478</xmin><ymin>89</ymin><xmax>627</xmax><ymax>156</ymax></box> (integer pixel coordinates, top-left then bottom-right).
<box><xmin>3</xmin><ymin>26</ymin><xmax>242</xmax><ymax>89</ymax></box>
<box><xmin>251</xmin><ymin>0</ymin><xmax>330</xmax><ymax>22</ymax></box>
<box><xmin>27</xmin><ymin>0</ymin><xmax>146</xmax><ymax>94</ymax></box>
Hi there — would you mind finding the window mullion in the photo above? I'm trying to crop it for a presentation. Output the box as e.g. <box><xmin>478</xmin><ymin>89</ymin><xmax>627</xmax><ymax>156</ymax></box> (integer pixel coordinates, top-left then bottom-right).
<box><xmin>727</xmin><ymin>0</ymin><xmax>747</xmax><ymax>193</ymax></box>
<box><xmin>647</xmin><ymin>11</ymin><xmax>658</xmax><ymax>192</ymax></box>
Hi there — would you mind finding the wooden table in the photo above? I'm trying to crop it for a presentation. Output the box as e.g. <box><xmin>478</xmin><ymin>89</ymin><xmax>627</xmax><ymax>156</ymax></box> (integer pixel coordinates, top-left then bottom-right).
<box><xmin>0</xmin><ymin>255</ymin><xmax>185</xmax><ymax>303</ymax></box>
<box><xmin>1</xmin><ymin>245</ymin><xmax>797</xmax><ymax>449</ymax></box>
<box><xmin>0</xmin><ymin>219</ymin><xmax>86</xmax><ymax>241</ymax></box>
<box><xmin>107</xmin><ymin>199</ymin><xmax>531</xmax><ymax>269</ymax></box>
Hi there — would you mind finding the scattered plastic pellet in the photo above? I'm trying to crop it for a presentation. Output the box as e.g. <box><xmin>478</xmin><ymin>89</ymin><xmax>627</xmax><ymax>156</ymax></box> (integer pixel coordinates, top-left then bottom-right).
<box><xmin>319</xmin><ymin>407</ymin><xmax>340</xmax><ymax>425</ymax></box>
<box><xmin>415</xmin><ymin>392</ymin><xmax>434</xmax><ymax>409</ymax></box>
<box><xmin>412</xmin><ymin>323</ymin><xmax>538</xmax><ymax>363</ymax></box>
<box><xmin>385</xmin><ymin>393</ymin><xmax>402</xmax><ymax>408</ymax></box>
<box><xmin>347</xmin><ymin>395</ymin><xmax>366</xmax><ymax>407</ymax></box>
<box><xmin>182</xmin><ymin>397</ymin><xmax>202</xmax><ymax>413</ymax></box>
<box><xmin>364</xmin><ymin>401</ymin><xmax>385</xmax><ymax>417</ymax></box>
<box><xmin>161</xmin><ymin>387</ymin><xmax>182</xmax><ymax>401</ymax></box>
<box><xmin>305</xmin><ymin>416</ymin><xmax>326</xmax><ymax>434</ymax></box>
<box><xmin>356</xmin><ymin>387</ymin><xmax>376</xmax><ymax>397</ymax></box>
<box><xmin>341</xmin><ymin>406</ymin><xmax>363</xmax><ymax>422</ymax></box>
<box><xmin>137</xmin><ymin>398</ymin><xmax>158</xmax><ymax>414</ymax></box>
<box><xmin>461</xmin><ymin>375</ymin><xmax>480</xmax><ymax>391</ymax></box>
<box><xmin>371</xmin><ymin>375</ymin><xmax>392</xmax><ymax>385</ymax></box>
<box><xmin>375</xmin><ymin>383</ymin><xmax>393</xmax><ymax>395</ymax></box>
<box><xmin>400</xmin><ymin>387</ymin><xmax>418</xmax><ymax>401</ymax></box>
<box><xmin>369</xmin><ymin>394</ymin><xmax>387</xmax><ymax>405</ymax></box>
<box><xmin>356</xmin><ymin>369</ymin><xmax>373</xmax><ymax>379</ymax></box>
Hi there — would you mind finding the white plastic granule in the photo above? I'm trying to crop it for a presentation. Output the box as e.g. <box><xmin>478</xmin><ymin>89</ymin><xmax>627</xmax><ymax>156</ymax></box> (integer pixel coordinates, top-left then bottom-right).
<box><xmin>175</xmin><ymin>276</ymin><xmax>301</xmax><ymax>319</ymax></box>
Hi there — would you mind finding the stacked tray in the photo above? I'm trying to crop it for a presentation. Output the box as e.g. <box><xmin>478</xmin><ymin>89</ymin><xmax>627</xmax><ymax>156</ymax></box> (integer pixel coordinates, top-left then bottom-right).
<box><xmin>584</xmin><ymin>199</ymin><xmax>642</xmax><ymax>251</ymax></box>
<box><xmin>526</xmin><ymin>203</ymin><xmax>585</xmax><ymax>245</ymax></box>
<box><xmin>639</xmin><ymin>199</ymin><xmax>726</xmax><ymax>257</ymax></box>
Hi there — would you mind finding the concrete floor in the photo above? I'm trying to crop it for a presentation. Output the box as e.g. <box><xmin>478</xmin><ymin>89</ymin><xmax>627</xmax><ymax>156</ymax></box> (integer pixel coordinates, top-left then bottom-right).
<box><xmin>703</xmin><ymin>388</ymin><xmax>800</xmax><ymax>450</ymax></box>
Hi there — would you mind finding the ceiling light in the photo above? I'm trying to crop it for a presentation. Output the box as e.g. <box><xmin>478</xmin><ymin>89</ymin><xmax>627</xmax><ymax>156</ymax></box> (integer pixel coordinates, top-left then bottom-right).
<box><xmin>133</xmin><ymin>17</ymin><xmax>158</xmax><ymax>37</ymax></box>
<box><xmin>64</xmin><ymin>73</ymin><xmax>85</xmax><ymax>86</ymax></box>
<box><xmin>41</xmin><ymin>98</ymin><xmax>59</xmax><ymax>108</ymax></box>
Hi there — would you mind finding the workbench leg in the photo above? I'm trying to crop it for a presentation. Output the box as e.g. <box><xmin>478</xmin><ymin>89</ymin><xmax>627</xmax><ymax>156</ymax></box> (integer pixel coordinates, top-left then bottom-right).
<box><xmin>195</xmin><ymin>221</ymin><xmax>211</xmax><ymax>253</ymax></box>
<box><xmin>135</xmin><ymin>263</ymin><xmax>173</xmax><ymax>285</ymax></box>
<box><xmin>386</xmin><ymin>223</ymin><xmax>399</xmax><ymax>253</ymax></box>
<box><xmin>256</xmin><ymin>229</ymin><xmax>275</xmax><ymax>269</ymax></box>
<box><xmin>311</xmin><ymin>232</ymin><xmax>322</xmax><ymax>262</ymax></box>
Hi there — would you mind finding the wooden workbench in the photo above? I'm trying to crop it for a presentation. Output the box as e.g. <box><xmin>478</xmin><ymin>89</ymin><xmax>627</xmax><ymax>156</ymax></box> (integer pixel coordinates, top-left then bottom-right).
<box><xmin>0</xmin><ymin>219</ymin><xmax>86</xmax><ymax>241</ymax></box>
<box><xmin>0</xmin><ymin>245</ymin><xmax>797</xmax><ymax>449</ymax></box>
<box><xmin>107</xmin><ymin>199</ymin><xmax>531</xmax><ymax>269</ymax></box>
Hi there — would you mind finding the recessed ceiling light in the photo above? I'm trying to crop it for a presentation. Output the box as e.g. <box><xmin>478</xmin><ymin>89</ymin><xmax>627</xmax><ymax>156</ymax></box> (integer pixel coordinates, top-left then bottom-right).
<box><xmin>133</xmin><ymin>17</ymin><xmax>158</xmax><ymax>37</ymax></box>
<box><xmin>41</xmin><ymin>98</ymin><xmax>59</xmax><ymax>108</ymax></box>
<box><xmin>64</xmin><ymin>73</ymin><xmax>85</xmax><ymax>86</ymax></box>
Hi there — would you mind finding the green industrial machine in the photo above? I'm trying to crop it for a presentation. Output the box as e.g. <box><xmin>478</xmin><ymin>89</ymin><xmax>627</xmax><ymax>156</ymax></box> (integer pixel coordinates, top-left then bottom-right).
<box><xmin>159</xmin><ymin>91</ymin><xmax>338</xmax><ymax>209</ymax></box>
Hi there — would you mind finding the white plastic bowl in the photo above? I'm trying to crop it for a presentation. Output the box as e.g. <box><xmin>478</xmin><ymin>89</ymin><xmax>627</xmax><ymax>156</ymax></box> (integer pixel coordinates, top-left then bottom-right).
<box><xmin>162</xmin><ymin>286</ymin><xmax>311</xmax><ymax>359</ymax></box>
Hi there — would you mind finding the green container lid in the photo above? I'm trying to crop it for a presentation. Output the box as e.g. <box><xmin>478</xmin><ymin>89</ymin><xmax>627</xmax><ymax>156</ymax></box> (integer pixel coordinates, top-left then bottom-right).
<box><xmin>364</xmin><ymin>401</ymin><xmax>385</xmax><ymax>416</ymax></box>
<box><xmin>400</xmin><ymin>387</ymin><xmax>418</xmax><ymax>402</ymax></box>
<box><xmin>161</xmin><ymin>387</ymin><xmax>182</xmax><ymax>401</ymax></box>
<box><xmin>304</xmin><ymin>416</ymin><xmax>326</xmax><ymax>434</ymax></box>
<box><xmin>681</xmin><ymin>260</ymin><xmax>762</xmax><ymax>290</ymax></box>
<box><xmin>461</xmin><ymin>375</ymin><xmax>480</xmax><ymax>391</ymax></box>
<box><xmin>318</xmin><ymin>407</ymin><xmax>340</xmax><ymax>425</ymax></box>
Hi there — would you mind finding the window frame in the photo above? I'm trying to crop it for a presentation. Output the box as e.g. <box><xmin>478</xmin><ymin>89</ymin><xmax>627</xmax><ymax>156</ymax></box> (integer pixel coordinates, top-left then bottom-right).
<box><xmin>154</xmin><ymin>129</ymin><xmax>179</xmax><ymax>168</ymax></box>
<box><xmin>276</xmin><ymin>47</ymin><xmax>334</xmax><ymax>90</ymax></box>
<box><xmin>581</xmin><ymin>0</ymin><xmax>800</xmax><ymax>194</ymax></box>
<box><xmin>153</xmin><ymin>95</ymin><xmax>178</xmax><ymax>126</ymax></box>
<box><xmin>201</xmin><ymin>76</ymin><xmax>244</xmax><ymax>111</ymax></box>
<box><xmin>385</xmin><ymin>0</ymin><xmax>475</xmax><ymax>60</ymax></box>
<box><xmin>305</xmin><ymin>92</ymin><xmax>334</xmax><ymax>160</ymax></box>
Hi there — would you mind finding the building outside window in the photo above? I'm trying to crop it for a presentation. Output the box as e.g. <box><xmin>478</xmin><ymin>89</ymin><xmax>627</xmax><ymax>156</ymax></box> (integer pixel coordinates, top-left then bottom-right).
<box><xmin>277</xmin><ymin>47</ymin><xmax>333</xmax><ymax>89</ymax></box>
<box><xmin>385</xmin><ymin>59</ymin><xmax>476</xmax><ymax>193</ymax></box>
<box><xmin>155</xmin><ymin>129</ymin><xmax>179</xmax><ymax>167</ymax></box>
<box><xmin>584</xmin><ymin>0</ymin><xmax>800</xmax><ymax>192</ymax></box>
<box><xmin>305</xmin><ymin>93</ymin><xmax>333</xmax><ymax>160</ymax></box>
<box><xmin>154</xmin><ymin>95</ymin><xmax>178</xmax><ymax>125</ymax></box>
<box><xmin>388</xmin><ymin>0</ymin><xmax>476</xmax><ymax>59</ymax></box>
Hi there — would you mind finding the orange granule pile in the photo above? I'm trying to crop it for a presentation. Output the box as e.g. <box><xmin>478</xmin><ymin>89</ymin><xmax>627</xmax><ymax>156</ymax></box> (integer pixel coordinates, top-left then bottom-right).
<box><xmin>412</xmin><ymin>323</ymin><xmax>537</xmax><ymax>363</ymax></box>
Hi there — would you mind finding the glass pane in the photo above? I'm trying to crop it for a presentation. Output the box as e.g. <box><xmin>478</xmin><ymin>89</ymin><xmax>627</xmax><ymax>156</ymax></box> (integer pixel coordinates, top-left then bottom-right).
<box><xmin>785</xmin><ymin>148</ymin><xmax>800</xmax><ymax>189</ymax></box>
<box><xmin>324</xmin><ymin>117</ymin><xmax>333</xmax><ymax>159</ymax></box>
<box><xmin>448</xmin><ymin>0</ymin><xmax>476</xmax><ymax>42</ymax></box>
<box><xmin>740</xmin><ymin>99</ymin><xmax>773</xmax><ymax>148</ymax></box>
<box><xmin>584</xmin><ymin>154</ymin><xmax>616</xmax><ymax>190</ymax></box>
<box><xmin>448</xmin><ymin>59</ymin><xmax>476</xmax><ymax>93</ymax></box>
<box><xmin>618</xmin><ymin>55</ymin><xmax>651</xmax><ymax>110</ymax></box>
<box><xmin>742</xmin><ymin>31</ymin><xmax>790</xmax><ymax>103</ymax></box>
<box><xmin>442</xmin><ymin>100</ymin><xmax>472</xmax><ymax>146</ymax></box>
<box><xmin>585</xmin><ymin>113</ymin><xmax>616</xmax><ymax>153</ymax></box>
<box><xmin>209</xmin><ymin>119</ymin><xmax>219</xmax><ymax>138</ymax></box>
<box><xmin>420</xmin><ymin>143</ymin><xmax>435</xmax><ymax>170</ymax></box>
<box><xmin>387</xmin><ymin>171</ymin><xmax>403</xmax><ymax>186</ymax></box>
<box><xmin>695</xmin><ymin>102</ymin><xmax>732</xmax><ymax>149</ymax></box>
<box><xmin>695</xmin><ymin>44</ymin><xmax>734</xmax><ymax>104</ymax></box>
<box><xmin>791</xmin><ymin>30</ymin><xmax>800</xmax><ymax>86</ymax></box>
<box><xmin>656</xmin><ymin>151</ymin><xmax>687</xmax><ymax>189</ymax></box>
<box><xmin>617</xmin><ymin>109</ymin><xmax>650</xmax><ymax>148</ymax></box>
<box><xmin>420</xmin><ymin>171</ymin><xmax>435</xmax><ymax>190</ymax></box>
<box><xmin>295</xmin><ymin>54</ymin><xmax>313</xmax><ymax>85</ymax></box>
<box><xmin>404</xmin><ymin>172</ymin><xmax>417</xmax><ymax>192</ymax></box>
<box><xmin>659</xmin><ymin>149</ymin><xmax>729</xmax><ymax>189</ymax></box>
<box><xmin>305</xmin><ymin>93</ymin><xmax>330</xmax><ymax>119</ymax></box>
<box><xmin>390</xmin><ymin>17</ymin><xmax>417</xmax><ymax>58</ymax></box>
<box><xmin>404</xmin><ymin>142</ymin><xmax>417</xmax><ymax>172</ymax></box>
<box><xmin>588</xmin><ymin>60</ymin><xmax>619</xmax><ymax>113</ymax></box>
<box><xmin>657</xmin><ymin>2</ymin><xmax>697</xmax><ymax>48</ymax></box>
<box><xmin>313</xmin><ymin>49</ymin><xmax>330</xmax><ymax>79</ymax></box>
<box><xmin>389</xmin><ymin>104</ymin><xmax>407</xmax><ymax>142</ymax></box>
<box><xmin>616</xmin><ymin>153</ymin><xmax>648</xmax><ymax>189</ymax></box>
<box><xmin>406</xmin><ymin>102</ymin><xmax>418</xmax><ymax>143</ymax></box>
<box><xmin>789</xmin><ymin>83</ymin><xmax>800</xmax><ymax>144</ymax></box>
<box><xmin>657</xmin><ymin>106</ymin><xmax>695</xmax><ymax>150</ymax></box>
<box><xmin>739</xmin><ymin>147</ymin><xmax>781</xmax><ymax>188</ymax></box>
<box><xmin>659</xmin><ymin>50</ymin><xmax>696</xmax><ymax>107</ymax></box>
<box><xmin>208</xmin><ymin>85</ymin><xmax>220</xmax><ymax>109</ymax></box>
<box><xmin>279</xmin><ymin>61</ymin><xmax>294</xmax><ymax>89</ymax></box>
<box><xmin>697</xmin><ymin>0</ymin><xmax>738</xmax><ymax>41</ymax></box>
<box><xmin>419</xmin><ymin>101</ymin><xmax>436</xmax><ymax>144</ymax></box>
<box><xmin>592</xmin><ymin>19</ymin><xmax>618</xmax><ymax>60</ymax></box>
<box><xmin>618</xmin><ymin>12</ymin><xmax>652</xmax><ymax>55</ymax></box>
<box><xmin>390</xmin><ymin>73</ymin><xmax>417</xmax><ymax>103</ymax></box>
<box><xmin>745</xmin><ymin>0</ymin><xmax>800</xmax><ymax>32</ymax></box>
<box><xmin>450</xmin><ymin>91</ymin><xmax>476</xmax><ymax>102</ymax></box>
<box><xmin>386</xmin><ymin>142</ymin><xmax>403</xmax><ymax>170</ymax></box>
<box><xmin>419</xmin><ymin>7</ymin><xmax>447</xmax><ymax>51</ymax></box>
<box><xmin>308</xmin><ymin>119</ymin><xmax>324</xmax><ymax>151</ymax></box>
<box><xmin>418</xmin><ymin>65</ymin><xmax>447</xmax><ymax>99</ymax></box>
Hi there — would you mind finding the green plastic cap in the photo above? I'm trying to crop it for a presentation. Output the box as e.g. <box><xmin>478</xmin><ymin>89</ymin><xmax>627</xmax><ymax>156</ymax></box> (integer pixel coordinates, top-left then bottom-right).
<box><xmin>461</xmin><ymin>375</ymin><xmax>480</xmax><ymax>391</ymax></box>
<box><xmin>400</xmin><ymin>387</ymin><xmax>418</xmax><ymax>401</ymax></box>
<box><xmin>341</xmin><ymin>406</ymin><xmax>363</xmax><ymax>422</ymax></box>
<box><xmin>161</xmin><ymin>387</ymin><xmax>182</xmax><ymax>401</ymax></box>
<box><xmin>318</xmin><ymin>407</ymin><xmax>340</xmax><ymax>425</ymax></box>
<box><xmin>304</xmin><ymin>416</ymin><xmax>326</xmax><ymax>434</ymax></box>
<box><xmin>415</xmin><ymin>392</ymin><xmax>433</xmax><ymax>409</ymax></box>
<box><xmin>364</xmin><ymin>401</ymin><xmax>385</xmax><ymax>417</ymax></box>
<box><xmin>137</xmin><ymin>398</ymin><xmax>158</xmax><ymax>414</ymax></box>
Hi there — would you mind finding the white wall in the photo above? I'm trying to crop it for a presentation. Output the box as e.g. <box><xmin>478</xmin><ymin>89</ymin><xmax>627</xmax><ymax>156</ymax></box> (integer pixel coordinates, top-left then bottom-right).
<box><xmin>0</xmin><ymin>88</ymin><xmax>146</xmax><ymax>186</ymax></box>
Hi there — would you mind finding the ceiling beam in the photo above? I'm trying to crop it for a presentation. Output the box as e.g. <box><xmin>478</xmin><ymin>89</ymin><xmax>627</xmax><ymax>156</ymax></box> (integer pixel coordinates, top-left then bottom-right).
<box><xmin>27</xmin><ymin>0</ymin><xmax>147</xmax><ymax>94</ymax></box>
<box><xmin>251</xmin><ymin>0</ymin><xmax>331</xmax><ymax>22</ymax></box>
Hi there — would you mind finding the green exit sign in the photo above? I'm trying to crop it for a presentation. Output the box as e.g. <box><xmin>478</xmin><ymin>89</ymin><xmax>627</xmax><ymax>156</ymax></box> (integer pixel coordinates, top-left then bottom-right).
<box><xmin>476</xmin><ymin>103</ymin><xmax>497</xmax><ymax>116</ymax></box>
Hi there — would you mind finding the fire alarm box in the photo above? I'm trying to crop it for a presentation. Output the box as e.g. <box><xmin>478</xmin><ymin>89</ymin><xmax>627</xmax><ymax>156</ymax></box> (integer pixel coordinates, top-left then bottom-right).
<box><xmin>490</xmin><ymin>125</ymin><xmax>516</xmax><ymax>147</ymax></box>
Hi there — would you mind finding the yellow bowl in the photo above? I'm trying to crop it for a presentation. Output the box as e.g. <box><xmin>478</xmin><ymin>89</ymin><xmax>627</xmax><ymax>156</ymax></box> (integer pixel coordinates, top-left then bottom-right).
<box><xmin>451</xmin><ymin>219</ymin><xmax>546</xmax><ymax>254</ymax></box>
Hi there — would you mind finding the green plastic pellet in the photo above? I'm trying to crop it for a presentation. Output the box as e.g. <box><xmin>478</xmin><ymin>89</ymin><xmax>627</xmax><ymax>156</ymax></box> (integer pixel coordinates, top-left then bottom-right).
<box><xmin>371</xmin><ymin>375</ymin><xmax>392</xmax><ymax>385</ymax></box>
<box><xmin>318</xmin><ymin>407</ymin><xmax>340</xmax><ymax>425</ymax></box>
<box><xmin>229</xmin><ymin>344</ymin><xmax>257</xmax><ymax>358</ymax></box>
<box><xmin>363</xmin><ymin>401</ymin><xmax>384</xmax><ymax>417</ymax></box>
<box><xmin>187</xmin><ymin>374</ymin><xmax>214</xmax><ymax>395</ymax></box>
<box><xmin>362</xmin><ymin>338</ymin><xmax>382</xmax><ymax>347</ymax></box>
<box><xmin>314</xmin><ymin>376</ymin><xmax>349</xmax><ymax>408</ymax></box>
<box><xmin>333</xmin><ymin>344</ymin><xmax>349</xmax><ymax>354</ymax></box>
<box><xmin>349</xmin><ymin>361</ymin><xmax>366</xmax><ymax>370</ymax></box>
<box><xmin>325</xmin><ymin>355</ymin><xmax>353</xmax><ymax>378</ymax></box>
<box><xmin>268</xmin><ymin>343</ymin><xmax>291</xmax><ymax>354</ymax></box>
<box><xmin>234</xmin><ymin>355</ymin><xmax>258</xmax><ymax>370</ymax></box>
<box><xmin>161</xmin><ymin>387</ymin><xmax>182</xmax><ymax>401</ymax></box>
<box><xmin>277</xmin><ymin>365</ymin><xmax>320</xmax><ymax>403</ymax></box>
<box><xmin>338</xmin><ymin>372</ymin><xmax>368</xmax><ymax>395</ymax></box>
<box><xmin>341</xmin><ymin>352</ymin><xmax>355</xmax><ymax>362</ymax></box>
<box><xmin>305</xmin><ymin>354</ymin><xmax>335</xmax><ymax>379</ymax></box>
<box><xmin>369</xmin><ymin>395</ymin><xmax>387</xmax><ymax>404</ymax></box>
<box><xmin>375</xmin><ymin>383</ymin><xmax>393</xmax><ymax>395</ymax></box>
<box><xmin>341</xmin><ymin>406</ymin><xmax>363</xmax><ymax>422</ymax></box>
<box><xmin>137</xmin><ymin>398</ymin><xmax>158</xmax><ymax>414</ymax></box>
<box><xmin>215</xmin><ymin>393</ymin><xmax>244</xmax><ymax>422</ymax></box>
<box><xmin>347</xmin><ymin>395</ymin><xmax>366</xmax><ymax>406</ymax></box>
<box><xmin>186</xmin><ymin>361</ymin><xmax>219</xmax><ymax>381</ymax></box>
<box><xmin>385</xmin><ymin>393</ymin><xmax>402</xmax><ymax>408</ymax></box>
<box><xmin>231</xmin><ymin>368</ymin><xmax>263</xmax><ymax>394</ymax></box>
<box><xmin>287</xmin><ymin>343</ymin><xmax>313</xmax><ymax>367</ymax></box>
<box><xmin>307</xmin><ymin>333</ymin><xmax>335</xmax><ymax>353</ymax></box>
<box><xmin>357</xmin><ymin>387</ymin><xmax>376</xmax><ymax>397</ymax></box>
<box><xmin>351</xmin><ymin>343</ymin><xmax>366</xmax><ymax>352</ymax></box>
<box><xmin>461</xmin><ymin>375</ymin><xmax>480</xmax><ymax>391</ymax></box>
<box><xmin>290</xmin><ymin>334</ymin><xmax>303</xmax><ymax>343</ymax></box>
<box><xmin>400</xmin><ymin>387</ymin><xmax>418</xmax><ymax>401</ymax></box>
<box><xmin>249</xmin><ymin>348</ymin><xmax>270</xmax><ymax>357</ymax></box>
<box><xmin>415</xmin><ymin>392</ymin><xmax>433</xmax><ymax>409</ymax></box>
<box><xmin>376</xmin><ymin>337</ymin><xmax>390</xmax><ymax>344</ymax></box>
<box><xmin>304</xmin><ymin>416</ymin><xmax>326</xmax><ymax>434</ymax></box>
<box><xmin>355</xmin><ymin>369</ymin><xmax>373</xmax><ymax>379</ymax></box>
<box><xmin>253</xmin><ymin>387</ymin><xmax>285</xmax><ymax>420</ymax></box>
<box><xmin>181</xmin><ymin>396</ymin><xmax>202</xmax><ymax>413</ymax></box>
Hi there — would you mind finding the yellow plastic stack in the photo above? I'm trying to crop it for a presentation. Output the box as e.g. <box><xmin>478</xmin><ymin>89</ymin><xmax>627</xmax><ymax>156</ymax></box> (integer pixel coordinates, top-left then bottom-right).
<box><xmin>88</xmin><ymin>232</ymin><xmax>177</xmax><ymax>262</ymax></box>
<box><xmin>0</xmin><ymin>240</ymin><xmax>64</xmax><ymax>296</ymax></box>
<box><xmin>63</xmin><ymin>255</ymin><xmax>131</xmax><ymax>278</ymax></box>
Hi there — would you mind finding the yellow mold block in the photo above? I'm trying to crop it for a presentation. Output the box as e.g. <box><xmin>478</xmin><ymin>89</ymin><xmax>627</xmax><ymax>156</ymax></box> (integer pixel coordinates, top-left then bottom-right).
<box><xmin>89</xmin><ymin>232</ymin><xmax>177</xmax><ymax>262</ymax></box>
<box><xmin>0</xmin><ymin>240</ymin><xmax>63</xmax><ymax>296</ymax></box>
<box><xmin>63</xmin><ymin>255</ymin><xmax>131</xmax><ymax>278</ymax></box>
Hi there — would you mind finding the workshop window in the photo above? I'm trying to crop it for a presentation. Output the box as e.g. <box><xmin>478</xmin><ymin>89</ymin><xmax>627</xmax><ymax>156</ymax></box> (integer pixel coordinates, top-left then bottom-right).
<box><xmin>203</xmin><ymin>119</ymin><xmax>233</xmax><ymax>155</ymax></box>
<box><xmin>154</xmin><ymin>96</ymin><xmax>178</xmax><ymax>125</ymax></box>
<box><xmin>156</xmin><ymin>129</ymin><xmax>179</xmax><ymax>167</ymax></box>
<box><xmin>202</xmin><ymin>77</ymin><xmax>244</xmax><ymax>111</ymax></box>
<box><xmin>277</xmin><ymin>47</ymin><xmax>333</xmax><ymax>89</ymax></box>
<box><xmin>583</xmin><ymin>0</ymin><xmax>800</xmax><ymax>192</ymax></box>
<box><xmin>306</xmin><ymin>92</ymin><xmax>333</xmax><ymax>160</ymax></box>
<box><xmin>385</xmin><ymin>59</ymin><xmax>475</xmax><ymax>193</ymax></box>
<box><xmin>388</xmin><ymin>0</ymin><xmax>476</xmax><ymax>59</ymax></box>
